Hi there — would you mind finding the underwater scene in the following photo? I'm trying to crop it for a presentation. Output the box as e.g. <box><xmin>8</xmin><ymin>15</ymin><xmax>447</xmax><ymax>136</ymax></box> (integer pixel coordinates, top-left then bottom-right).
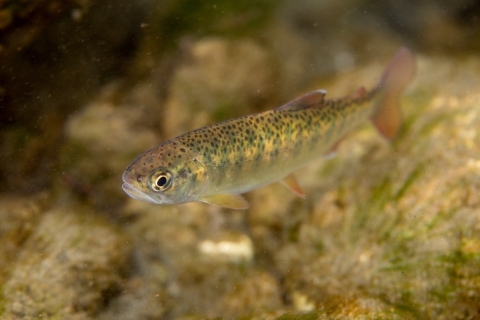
<box><xmin>1</xmin><ymin>0</ymin><xmax>480</xmax><ymax>319</ymax></box>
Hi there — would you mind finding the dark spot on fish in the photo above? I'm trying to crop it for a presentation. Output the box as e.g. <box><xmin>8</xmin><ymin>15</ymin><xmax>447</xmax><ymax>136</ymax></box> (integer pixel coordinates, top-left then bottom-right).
<box><xmin>180</xmin><ymin>148</ymin><xmax>186</xmax><ymax>152</ymax></box>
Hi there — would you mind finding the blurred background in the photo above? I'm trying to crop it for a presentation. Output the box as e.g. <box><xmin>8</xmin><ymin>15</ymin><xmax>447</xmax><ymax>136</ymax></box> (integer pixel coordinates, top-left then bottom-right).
<box><xmin>0</xmin><ymin>0</ymin><xmax>480</xmax><ymax>319</ymax></box>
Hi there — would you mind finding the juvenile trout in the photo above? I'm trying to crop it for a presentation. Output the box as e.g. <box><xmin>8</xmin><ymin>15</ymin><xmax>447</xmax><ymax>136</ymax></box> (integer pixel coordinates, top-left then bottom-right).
<box><xmin>123</xmin><ymin>48</ymin><xmax>415</xmax><ymax>209</ymax></box>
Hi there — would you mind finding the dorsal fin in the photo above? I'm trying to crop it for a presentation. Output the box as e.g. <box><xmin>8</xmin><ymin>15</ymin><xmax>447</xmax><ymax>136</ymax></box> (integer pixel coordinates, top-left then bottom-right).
<box><xmin>276</xmin><ymin>89</ymin><xmax>327</xmax><ymax>111</ymax></box>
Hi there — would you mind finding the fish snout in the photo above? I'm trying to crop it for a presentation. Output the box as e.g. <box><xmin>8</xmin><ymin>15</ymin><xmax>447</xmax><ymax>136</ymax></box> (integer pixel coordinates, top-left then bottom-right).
<box><xmin>122</xmin><ymin>181</ymin><xmax>159</xmax><ymax>204</ymax></box>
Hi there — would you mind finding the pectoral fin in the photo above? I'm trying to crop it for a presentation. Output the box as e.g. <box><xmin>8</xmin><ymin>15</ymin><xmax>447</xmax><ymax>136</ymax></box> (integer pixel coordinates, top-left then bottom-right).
<box><xmin>280</xmin><ymin>174</ymin><xmax>305</xmax><ymax>198</ymax></box>
<box><xmin>199</xmin><ymin>194</ymin><xmax>249</xmax><ymax>210</ymax></box>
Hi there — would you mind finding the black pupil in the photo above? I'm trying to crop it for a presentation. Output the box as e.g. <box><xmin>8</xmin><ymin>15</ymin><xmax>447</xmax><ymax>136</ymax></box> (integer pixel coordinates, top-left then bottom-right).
<box><xmin>157</xmin><ymin>176</ymin><xmax>167</xmax><ymax>187</ymax></box>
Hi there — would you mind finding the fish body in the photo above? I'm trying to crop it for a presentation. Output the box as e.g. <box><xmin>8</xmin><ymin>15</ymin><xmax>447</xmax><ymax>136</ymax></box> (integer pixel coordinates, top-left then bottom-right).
<box><xmin>122</xmin><ymin>48</ymin><xmax>415</xmax><ymax>209</ymax></box>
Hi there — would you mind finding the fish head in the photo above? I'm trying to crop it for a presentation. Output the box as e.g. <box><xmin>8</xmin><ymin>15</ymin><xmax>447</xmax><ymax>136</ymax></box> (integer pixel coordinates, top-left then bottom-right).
<box><xmin>122</xmin><ymin>142</ymin><xmax>209</xmax><ymax>205</ymax></box>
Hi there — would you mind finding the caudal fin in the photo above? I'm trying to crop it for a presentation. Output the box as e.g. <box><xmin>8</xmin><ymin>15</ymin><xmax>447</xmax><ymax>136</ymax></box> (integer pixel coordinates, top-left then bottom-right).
<box><xmin>371</xmin><ymin>47</ymin><xmax>415</xmax><ymax>139</ymax></box>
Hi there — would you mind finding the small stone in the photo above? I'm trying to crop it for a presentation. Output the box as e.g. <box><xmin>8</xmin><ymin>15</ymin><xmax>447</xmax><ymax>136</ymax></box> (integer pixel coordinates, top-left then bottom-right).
<box><xmin>198</xmin><ymin>232</ymin><xmax>254</xmax><ymax>263</ymax></box>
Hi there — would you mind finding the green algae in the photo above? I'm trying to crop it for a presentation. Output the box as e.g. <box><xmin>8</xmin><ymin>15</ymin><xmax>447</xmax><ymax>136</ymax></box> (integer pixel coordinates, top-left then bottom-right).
<box><xmin>1</xmin><ymin>208</ymin><xmax>133</xmax><ymax>319</ymax></box>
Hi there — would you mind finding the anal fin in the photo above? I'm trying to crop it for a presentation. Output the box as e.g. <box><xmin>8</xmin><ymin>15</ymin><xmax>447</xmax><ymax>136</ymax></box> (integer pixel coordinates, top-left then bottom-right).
<box><xmin>280</xmin><ymin>174</ymin><xmax>305</xmax><ymax>198</ymax></box>
<box><xmin>199</xmin><ymin>194</ymin><xmax>249</xmax><ymax>210</ymax></box>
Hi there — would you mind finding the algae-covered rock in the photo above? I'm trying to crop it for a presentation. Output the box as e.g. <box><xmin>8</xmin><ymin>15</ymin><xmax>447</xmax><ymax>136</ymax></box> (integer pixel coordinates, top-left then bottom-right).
<box><xmin>1</xmin><ymin>207</ymin><xmax>132</xmax><ymax>319</ymax></box>
<box><xmin>111</xmin><ymin>199</ymin><xmax>284</xmax><ymax>319</ymax></box>
<box><xmin>0</xmin><ymin>193</ymin><xmax>49</xmax><ymax>285</ymax></box>
<box><xmin>97</xmin><ymin>276</ymin><xmax>170</xmax><ymax>320</ymax></box>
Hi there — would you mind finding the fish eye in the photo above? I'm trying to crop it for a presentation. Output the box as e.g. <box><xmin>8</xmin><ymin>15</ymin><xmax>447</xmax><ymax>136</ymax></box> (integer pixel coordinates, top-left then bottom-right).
<box><xmin>150</xmin><ymin>171</ymin><xmax>173</xmax><ymax>192</ymax></box>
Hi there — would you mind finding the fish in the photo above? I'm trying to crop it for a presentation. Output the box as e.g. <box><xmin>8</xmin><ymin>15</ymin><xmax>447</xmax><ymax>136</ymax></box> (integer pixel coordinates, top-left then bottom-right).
<box><xmin>122</xmin><ymin>47</ymin><xmax>415</xmax><ymax>210</ymax></box>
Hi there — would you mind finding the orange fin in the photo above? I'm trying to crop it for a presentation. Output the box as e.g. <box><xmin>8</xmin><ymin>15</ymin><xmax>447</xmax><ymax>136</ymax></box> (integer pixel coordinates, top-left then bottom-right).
<box><xmin>199</xmin><ymin>194</ymin><xmax>249</xmax><ymax>210</ymax></box>
<box><xmin>372</xmin><ymin>47</ymin><xmax>415</xmax><ymax>139</ymax></box>
<box><xmin>276</xmin><ymin>90</ymin><xmax>327</xmax><ymax>111</ymax></box>
<box><xmin>280</xmin><ymin>174</ymin><xmax>305</xmax><ymax>198</ymax></box>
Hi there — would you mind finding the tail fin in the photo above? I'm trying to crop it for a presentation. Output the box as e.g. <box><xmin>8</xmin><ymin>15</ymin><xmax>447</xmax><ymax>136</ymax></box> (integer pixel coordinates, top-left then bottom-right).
<box><xmin>371</xmin><ymin>47</ymin><xmax>415</xmax><ymax>139</ymax></box>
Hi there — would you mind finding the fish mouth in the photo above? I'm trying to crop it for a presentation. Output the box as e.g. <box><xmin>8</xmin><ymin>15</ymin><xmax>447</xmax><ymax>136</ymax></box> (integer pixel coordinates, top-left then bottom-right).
<box><xmin>122</xmin><ymin>182</ymin><xmax>159</xmax><ymax>204</ymax></box>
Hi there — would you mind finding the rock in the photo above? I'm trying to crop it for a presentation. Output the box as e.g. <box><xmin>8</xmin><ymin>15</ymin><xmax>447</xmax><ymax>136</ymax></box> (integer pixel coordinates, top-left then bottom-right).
<box><xmin>198</xmin><ymin>231</ymin><xmax>254</xmax><ymax>264</ymax></box>
<box><xmin>1</xmin><ymin>207</ymin><xmax>133</xmax><ymax>319</ymax></box>
<box><xmin>0</xmin><ymin>193</ymin><xmax>49</xmax><ymax>284</ymax></box>
<box><xmin>214</xmin><ymin>269</ymin><xmax>283</xmax><ymax>318</ymax></box>
<box><xmin>116</xmin><ymin>199</ymin><xmax>284</xmax><ymax>319</ymax></box>
<box><xmin>97</xmin><ymin>276</ymin><xmax>170</xmax><ymax>320</ymax></box>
